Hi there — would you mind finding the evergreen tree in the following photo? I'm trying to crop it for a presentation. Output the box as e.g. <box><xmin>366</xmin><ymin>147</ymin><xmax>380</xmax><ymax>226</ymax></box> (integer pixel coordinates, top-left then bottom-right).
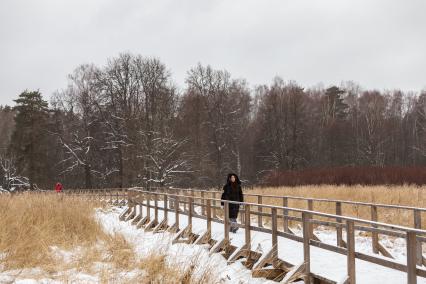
<box><xmin>10</xmin><ymin>91</ymin><xmax>49</xmax><ymax>190</ymax></box>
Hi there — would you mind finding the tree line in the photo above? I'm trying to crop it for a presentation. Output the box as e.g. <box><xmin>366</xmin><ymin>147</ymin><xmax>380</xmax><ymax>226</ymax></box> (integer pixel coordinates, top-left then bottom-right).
<box><xmin>1</xmin><ymin>53</ymin><xmax>426</xmax><ymax>191</ymax></box>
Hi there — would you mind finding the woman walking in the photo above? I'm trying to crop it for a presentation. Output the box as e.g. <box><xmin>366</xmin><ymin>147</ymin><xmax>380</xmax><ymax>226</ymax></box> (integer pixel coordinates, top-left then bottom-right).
<box><xmin>221</xmin><ymin>173</ymin><xmax>244</xmax><ymax>233</ymax></box>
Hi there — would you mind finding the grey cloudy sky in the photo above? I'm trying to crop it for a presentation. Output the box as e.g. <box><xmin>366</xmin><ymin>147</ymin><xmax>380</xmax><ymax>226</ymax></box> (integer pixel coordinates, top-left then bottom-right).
<box><xmin>1</xmin><ymin>0</ymin><xmax>425</xmax><ymax>106</ymax></box>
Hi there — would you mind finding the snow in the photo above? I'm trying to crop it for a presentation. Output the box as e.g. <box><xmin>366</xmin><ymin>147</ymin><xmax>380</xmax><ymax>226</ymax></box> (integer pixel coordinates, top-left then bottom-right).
<box><xmin>1</xmin><ymin>202</ymin><xmax>425</xmax><ymax>283</ymax></box>
<box><xmin>124</xmin><ymin>202</ymin><xmax>426</xmax><ymax>284</ymax></box>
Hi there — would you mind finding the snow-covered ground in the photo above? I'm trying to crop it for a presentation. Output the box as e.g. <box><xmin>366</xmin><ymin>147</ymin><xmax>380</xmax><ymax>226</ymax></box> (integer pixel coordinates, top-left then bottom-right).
<box><xmin>1</xmin><ymin>203</ymin><xmax>425</xmax><ymax>283</ymax></box>
<box><xmin>128</xmin><ymin>202</ymin><xmax>426</xmax><ymax>284</ymax></box>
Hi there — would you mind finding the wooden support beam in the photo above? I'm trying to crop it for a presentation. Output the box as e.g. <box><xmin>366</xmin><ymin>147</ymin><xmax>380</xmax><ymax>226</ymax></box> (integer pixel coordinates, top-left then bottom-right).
<box><xmin>281</xmin><ymin>262</ymin><xmax>306</xmax><ymax>284</ymax></box>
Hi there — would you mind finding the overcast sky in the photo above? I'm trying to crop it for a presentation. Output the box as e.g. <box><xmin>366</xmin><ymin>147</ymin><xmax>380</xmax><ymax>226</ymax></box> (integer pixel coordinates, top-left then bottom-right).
<box><xmin>1</xmin><ymin>0</ymin><xmax>425</xmax><ymax>106</ymax></box>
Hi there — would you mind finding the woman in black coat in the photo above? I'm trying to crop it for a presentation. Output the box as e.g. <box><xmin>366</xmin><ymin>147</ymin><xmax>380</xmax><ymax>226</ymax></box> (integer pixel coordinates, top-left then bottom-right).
<box><xmin>221</xmin><ymin>173</ymin><xmax>244</xmax><ymax>233</ymax></box>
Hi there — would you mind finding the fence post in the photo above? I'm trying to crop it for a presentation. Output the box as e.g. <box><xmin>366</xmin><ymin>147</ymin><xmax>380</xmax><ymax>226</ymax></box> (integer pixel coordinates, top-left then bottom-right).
<box><xmin>191</xmin><ymin>190</ymin><xmax>195</xmax><ymax>214</ymax></box>
<box><xmin>163</xmin><ymin>194</ymin><xmax>168</xmax><ymax>224</ymax></box>
<box><xmin>302</xmin><ymin>212</ymin><xmax>311</xmax><ymax>284</ymax></box>
<box><xmin>336</xmin><ymin>202</ymin><xmax>343</xmax><ymax>247</ymax></box>
<box><xmin>414</xmin><ymin>210</ymin><xmax>423</xmax><ymax>266</ymax></box>
<box><xmin>407</xmin><ymin>231</ymin><xmax>417</xmax><ymax>284</ymax></box>
<box><xmin>212</xmin><ymin>192</ymin><xmax>217</xmax><ymax>218</ymax></box>
<box><xmin>206</xmin><ymin>198</ymin><xmax>212</xmax><ymax>233</ymax></box>
<box><xmin>154</xmin><ymin>193</ymin><xmax>158</xmax><ymax>223</ymax></box>
<box><xmin>175</xmin><ymin>195</ymin><xmax>180</xmax><ymax>229</ymax></box>
<box><xmin>371</xmin><ymin>205</ymin><xmax>379</xmax><ymax>254</ymax></box>
<box><xmin>224</xmin><ymin>202</ymin><xmax>230</xmax><ymax>242</ymax></box>
<box><xmin>271</xmin><ymin>208</ymin><xmax>278</xmax><ymax>259</ymax></box>
<box><xmin>283</xmin><ymin>197</ymin><xmax>289</xmax><ymax>233</ymax></box>
<box><xmin>188</xmin><ymin>196</ymin><xmax>193</xmax><ymax>231</ymax></box>
<box><xmin>258</xmin><ymin>195</ymin><xmax>263</xmax><ymax>227</ymax></box>
<box><xmin>245</xmin><ymin>204</ymin><xmax>251</xmax><ymax>248</ymax></box>
<box><xmin>146</xmin><ymin>192</ymin><xmax>151</xmax><ymax>220</ymax></box>
<box><xmin>346</xmin><ymin>220</ymin><xmax>355</xmax><ymax>284</ymax></box>
<box><xmin>201</xmin><ymin>191</ymin><xmax>205</xmax><ymax>216</ymax></box>
<box><xmin>307</xmin><ymin>199</ymin><xmax>314</xmax><ymax>239</ymax></box>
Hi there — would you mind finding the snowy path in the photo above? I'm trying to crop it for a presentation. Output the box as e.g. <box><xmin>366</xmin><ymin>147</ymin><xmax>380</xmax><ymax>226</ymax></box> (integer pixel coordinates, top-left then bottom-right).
<box><xmin>127</xmin><ymin>203</ymin><xmax>426</xmax><ymax>284</ymax></box>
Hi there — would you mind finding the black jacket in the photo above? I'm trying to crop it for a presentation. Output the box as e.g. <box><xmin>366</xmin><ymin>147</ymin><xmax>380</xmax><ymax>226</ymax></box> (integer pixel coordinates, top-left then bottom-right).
<box><xmin>221</xmin><ymin>173</ymin><xmax>244</xmax><ymax>204</ymax></box>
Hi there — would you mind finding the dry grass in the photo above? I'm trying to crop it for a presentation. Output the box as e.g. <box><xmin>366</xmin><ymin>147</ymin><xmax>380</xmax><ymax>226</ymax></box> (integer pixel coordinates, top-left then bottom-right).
<box><xmin>247</xmin><ymin>185</ymin><xmax>426</xmax><ymax>227</ymax></box>
<box><xmin>0</xmin><ymin>193</ymin><xmax>216</xmax><ymax>283</ymax></box>
<box><xmin>0</xmin><ymin>193</ymin><xmax>106</xmax><ymax>271</ymax></box>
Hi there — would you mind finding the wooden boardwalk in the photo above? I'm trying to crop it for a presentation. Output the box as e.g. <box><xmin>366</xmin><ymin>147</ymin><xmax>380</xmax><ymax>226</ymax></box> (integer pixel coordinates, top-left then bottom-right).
<box><xmin>64</xmin><ymin>187</ymin><xmax>426</xmax><ymax>284</ymax></box>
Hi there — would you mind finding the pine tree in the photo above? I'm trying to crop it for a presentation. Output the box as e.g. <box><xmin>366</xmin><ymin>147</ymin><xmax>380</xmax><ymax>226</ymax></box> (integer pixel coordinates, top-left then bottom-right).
<box><xmin>10</xmin><ymin>91</ymin><xmax>49</xmax><ymax>190</ymax></box>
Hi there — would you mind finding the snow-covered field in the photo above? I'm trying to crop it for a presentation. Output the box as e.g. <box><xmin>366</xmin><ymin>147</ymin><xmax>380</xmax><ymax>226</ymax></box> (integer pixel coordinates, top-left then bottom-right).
<box><xmin>1</xmin><ymin>204</ymin><xmax>425</xmax><ymax>283</ymax></box>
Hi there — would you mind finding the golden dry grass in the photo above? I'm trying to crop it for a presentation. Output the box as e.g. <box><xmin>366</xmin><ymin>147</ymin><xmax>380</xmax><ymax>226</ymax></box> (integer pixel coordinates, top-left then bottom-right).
<box><xmin>247</xmin><ymin>185</ymin><xmax>426</xmax><ymax>227</ymax></box>
<box><xmin>0</xmin><ymin>193</ymin><xmax>216</xmax><ymax>283</ymax></box>
<box><xmin>0</xmin><ymin>193</ymin><xmax>106</xmax><ymax>271</ymax></box>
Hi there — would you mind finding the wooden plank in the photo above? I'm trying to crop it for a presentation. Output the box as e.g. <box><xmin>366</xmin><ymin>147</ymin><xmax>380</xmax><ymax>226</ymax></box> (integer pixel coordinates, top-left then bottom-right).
<box><xmin>371</xmin><ymin>205</ymin><xmax>379</xmax><ymax>254</ymax></box>
<box><xmin>346</xmin><ymin>220</ymin><xmax>355</xmax><ymax>284</ymax></box>
<box><xmin>281</xmin><ymin>262</ymin><xmax>306</xmax><ymax>284</ymax></box>
<box><xmin>407</xmin><ymin>231</ymin><xmax>418</xmax><ymax>284</ymax></box>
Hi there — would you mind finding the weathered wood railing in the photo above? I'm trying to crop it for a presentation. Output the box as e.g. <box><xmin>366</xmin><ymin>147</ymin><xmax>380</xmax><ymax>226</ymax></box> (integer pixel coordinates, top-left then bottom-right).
<box><xmin>115</xmin><ymin>188</ymin><xmax>426</xmax><ymax>284</ymax></box>
<box><xmin>147</xmin><ymin>186</ymin><xmax>426</xmax><ymax>265</ymax></box>
<box><xmin>61</xmin><ymin>187</ymin><xmax>426</xmax><ymax>283</ymax></box>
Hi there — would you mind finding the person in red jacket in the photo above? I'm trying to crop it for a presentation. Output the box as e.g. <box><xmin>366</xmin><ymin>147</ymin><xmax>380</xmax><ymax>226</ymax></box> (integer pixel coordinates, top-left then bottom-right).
<box><xmin>55</xmin><ymin>182</ymin><xmax>63</xmax><ymax>193</ymax></box>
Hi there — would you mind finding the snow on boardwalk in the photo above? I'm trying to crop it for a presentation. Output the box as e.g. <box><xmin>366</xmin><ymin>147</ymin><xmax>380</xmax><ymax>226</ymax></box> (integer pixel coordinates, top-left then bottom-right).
<box><xmin>121</xmin><ymin>203</ymin><xmax>426</xmax><ymax>284</ymax></box>
<box><xmin>97</xmin><ymin>207</ymin><xmax>271</xmax><ymax>284</ymax></box>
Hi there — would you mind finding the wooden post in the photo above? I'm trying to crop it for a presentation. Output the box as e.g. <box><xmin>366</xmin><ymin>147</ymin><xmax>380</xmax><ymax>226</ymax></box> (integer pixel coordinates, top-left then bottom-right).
<box><xmin>224</xmin><ymin>202</ymin><xmax>230</xmax><ymax>242</ymax></box>
<box><xmin>201</xmin><ymin>191</ymin><xmax>205</xmax><ymax>216</ymax></box>
<box><xmin>371</xmin><ymin>205</ymin><xmax>379</xmax><ymax>254</ymax></box>
<box><xmin>154</xmin><ymin>193</ymin><xmax>158</xmax><ymax>223</ymax></box>
<box><xmin>271</xmin><ymin>208</ymin><xmax>278</xmax><ymax>259</ymax></box>
<box><xmin>308</xmin><ymin>199</ymin><xmax>314</xmax><ymax>239</ymax></box>
<box><xmin>188</xmin><ymin>196</ymin><xmax>193</xmax><ymax>230</ymax></box>
<box><xmin>163</xmin><ymin>194</ymin><xmax>168</xmax><ymax>224</ymax></box>
<box><xmin>346</xmin><ymin>220</ymin><xmax>355</xmax><ymax>284</ymax></box>
<box><xmin>283</xmin><ymin>197</ymin><xmax>289</xmax><ymax>233</ymax></box>
<box><xmin>191</xmin><ymin>190</ymin><xmax>195</xmax><ymax>214</ymax></box>
<box><xmin>336</xmin><ymin>202</ymin><xmax>343</xmax><ymax>247</ymax></box>
<box><xmin>206</xmin><ymin>198</ymin><xmax>212</xmax><ymax>233</ymax></box>
<box><xmin>212</xmin><ymin>192</ymin><xmax>217</xmax><ymax>218</ymax></box>
<box><xmin>258</xmin><ymin>195</ymin><xmax>263</xmax><ymax>227</ymax></box>
<box><xmin>414</xmin><ymin>210</ymin><xmax>423</xmax><ymax>266</ymax></box>
<box><xmin>407</xmin><ymin>231</ymin><xmax>417</xmax><ymax>284</ymax></box>
<box><xmin>245</xmin><ymin>204</ymin><xmax>251</xmax><ymax>248</ymax></box>
<box><xmin>302</xmin><ymin>212</ymin><xmax>311</xmax><ymax>284</ymax></box>
<box><xmin>175</xmin><ymin>195</ymin><xmax>180</xmax><ymax>229</ymax></box>
<box><xmin>146</xmin><ymin>192</ymin><xmax>151</xmax><ymax>220</ymax></box>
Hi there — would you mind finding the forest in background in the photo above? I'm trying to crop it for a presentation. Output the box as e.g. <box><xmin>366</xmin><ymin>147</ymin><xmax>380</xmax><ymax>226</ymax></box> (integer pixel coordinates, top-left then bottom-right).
<box><xmin>1</xmin><ymin>53</ymin><xmax>426</xmax><ymax>190</ymax></box>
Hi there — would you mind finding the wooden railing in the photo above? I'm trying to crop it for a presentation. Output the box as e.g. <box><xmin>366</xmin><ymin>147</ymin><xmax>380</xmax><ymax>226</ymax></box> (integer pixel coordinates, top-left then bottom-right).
<box><xmin>62</xmin><ymin>187</ymin><xmax>426</xmax><ymax>283</ymax></box>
